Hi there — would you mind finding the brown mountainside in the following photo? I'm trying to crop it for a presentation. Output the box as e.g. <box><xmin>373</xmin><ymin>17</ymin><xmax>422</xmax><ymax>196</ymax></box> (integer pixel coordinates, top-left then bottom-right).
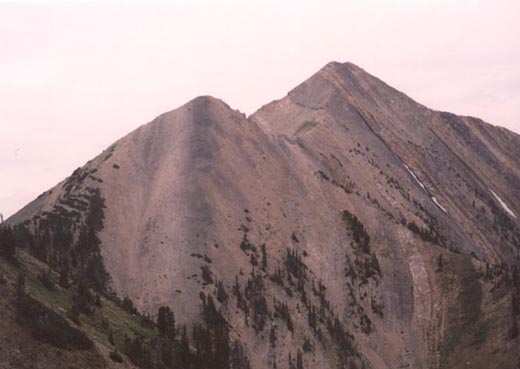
<box><xmin>6</xmin><ymin>62</ymin><xmax>520</xmax><ymax>369</ymax></box>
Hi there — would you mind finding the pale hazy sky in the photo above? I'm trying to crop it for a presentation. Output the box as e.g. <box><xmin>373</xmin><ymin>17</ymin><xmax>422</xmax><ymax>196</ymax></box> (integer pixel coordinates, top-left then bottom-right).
<box><xmin>1</xmin><ymin>0</ymin><xmax>519</xmax><ymax>219</ymax></box>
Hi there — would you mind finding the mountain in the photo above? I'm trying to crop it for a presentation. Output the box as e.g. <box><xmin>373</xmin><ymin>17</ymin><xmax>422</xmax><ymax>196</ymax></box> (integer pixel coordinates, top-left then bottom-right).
<box><xmin>3</xmin><ymin>62</ymin><xmax>520</xmax><ymax>369</ymax></box>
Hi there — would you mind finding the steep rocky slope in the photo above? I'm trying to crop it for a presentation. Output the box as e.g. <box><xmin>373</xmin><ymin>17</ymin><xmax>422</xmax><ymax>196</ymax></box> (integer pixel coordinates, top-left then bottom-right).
<box><xmin>6</xmin><ymin>62</ymin><xmax>520</xmax><ymax>369</ymax></box>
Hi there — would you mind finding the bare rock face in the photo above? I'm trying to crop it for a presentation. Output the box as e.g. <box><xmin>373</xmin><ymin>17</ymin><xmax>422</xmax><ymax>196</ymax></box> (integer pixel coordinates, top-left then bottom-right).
<box><xmin>7</xmin><ymin>62</ymin><xmax>520</xmax><ymax>369</ymax></box>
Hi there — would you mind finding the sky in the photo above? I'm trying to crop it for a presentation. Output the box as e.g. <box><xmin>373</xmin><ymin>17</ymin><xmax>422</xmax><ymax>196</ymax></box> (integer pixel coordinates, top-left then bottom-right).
<box><xmin>1</xmin><ymin>0</ymin><xmax>519</xmax><ymax>219</ymax></box>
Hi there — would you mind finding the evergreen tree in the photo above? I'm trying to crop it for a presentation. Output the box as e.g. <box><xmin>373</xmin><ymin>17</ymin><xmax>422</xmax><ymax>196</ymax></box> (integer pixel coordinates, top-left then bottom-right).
<box><xmin>213</xmin><ymin>325</ymin><xmax>231</xmax><ymax>369</ymax></box>
<box><xmin>0</xmin><ymin>225</ymin><xmax>16</xmax><ymax>260</ymax></box>
<box><xmin>261</xmin><ymin>244</ymin><xmax>267</xmax><ymax>271</ymax></box>
<box><xmin>216</xmin><ymin>280</ymin><xmax>229</xmax><ymax>304</ymax></box>
<box><xmin>203</xmin><ymin>294</ymin><xmax>224</xmax><ymax>329</ymax></box>
<box><xmin>296</xmin><ymin>350</ymin><xmax>304</xmax><ymax>369</ymax></box>
<box><xmin>437</xmin><ymin>254</ymin><xmax>444</xmax><ymax>271</ymax></box>
<box><xmin>59</xmin><ymin>262</ymin><xmax>70</xmax><ymax>288</ymax></box>
<box><xmin>122</xmin><ymin>296</ymin><xmax>137</xmax><ymax>314</ymax></box>
<box><xmin>176</xmin><ymin>326</ymin><xmax>192</xmax><ymax>369</ymax></box>
<box><xmin>230</xmin><ymin>341</ymin><xmax>251</xmax><ymax>369</ymax></box>
<box><xmin>157</xmin><ymin>305</ymin><xmax>176</xmax><ymax>338</ymax></box>
<box><xmin>269</xmin><ymin>326</ymin><xmax>277</xmax><ymax>347</ymax></box>
<box><xmin>16</xmin><ymin>273</ymin><xmax>25</xmax><ymax>298</ymax></box>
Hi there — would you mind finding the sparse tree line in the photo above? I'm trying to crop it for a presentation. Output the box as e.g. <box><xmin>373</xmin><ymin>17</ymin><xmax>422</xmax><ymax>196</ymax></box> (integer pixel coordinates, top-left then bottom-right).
<box><xmin>8</xmin><ymin>188</ymin><xmax>109</xmax><ymax>291</ymax></box>
<box><xmin>119</xmin><ymin>293</ymin><xmax>251</xmax><ymax>369</ymax></box>
<box><xmin>341</xmin><ymin>210</ymin><xmax>385</xmax><ymax>337</ymax></box>
<box><xmin>236</xmin><ymin>228</ymin><xmax>364</xmax><ymax>368</ymax></box>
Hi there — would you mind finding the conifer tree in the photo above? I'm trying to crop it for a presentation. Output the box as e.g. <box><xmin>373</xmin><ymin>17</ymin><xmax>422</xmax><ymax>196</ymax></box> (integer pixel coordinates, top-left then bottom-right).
<box><xmin>0</xmin><ymin>225</ymin><xmax>16</xmax><ymax>260</ymax></box>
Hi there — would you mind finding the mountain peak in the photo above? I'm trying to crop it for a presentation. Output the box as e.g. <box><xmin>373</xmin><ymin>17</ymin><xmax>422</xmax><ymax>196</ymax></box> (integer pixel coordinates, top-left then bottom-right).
<box><xmin>316</xmin><ymin>61</ymin><xmax>373</xmax><ymax>85</ymax></box>
<box><xmin>321</xmin><ymin>60</ymin><xmax>362</xmax><ymax>72</ymax></box>
<box><xmin>252</xmin><ymin>60</ymin><xmax>419</xmax><ymax>134</ymax></box>
<box><xmin>185</xmin><ymin>95</ymin><xmax>231</xmax><ymax>108</ymax></box>
<box><xmin>145</xmin><ymin>94</ymin><xmax>242</xmax><ymax>135</ymax></box>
